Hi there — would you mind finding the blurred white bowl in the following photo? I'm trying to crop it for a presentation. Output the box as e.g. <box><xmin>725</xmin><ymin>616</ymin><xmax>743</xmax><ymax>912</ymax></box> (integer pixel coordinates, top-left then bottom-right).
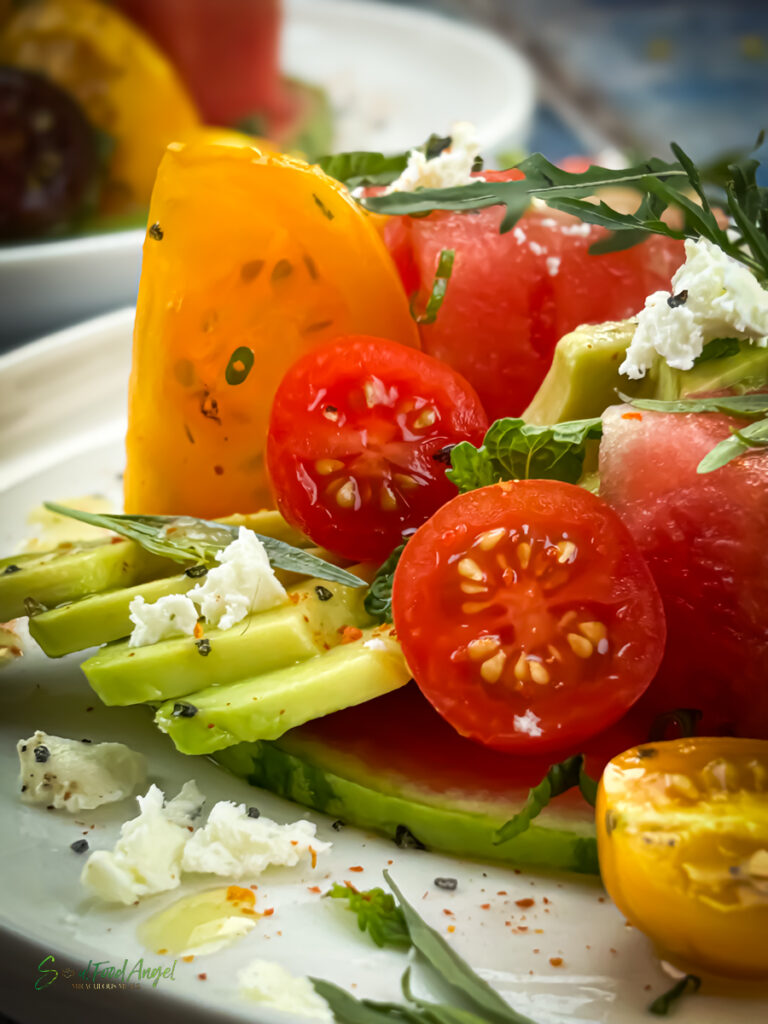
<box><xmin>0</xmin><ymin>0</ymin><xmax>533</xmax><ymax>348</ymax></box>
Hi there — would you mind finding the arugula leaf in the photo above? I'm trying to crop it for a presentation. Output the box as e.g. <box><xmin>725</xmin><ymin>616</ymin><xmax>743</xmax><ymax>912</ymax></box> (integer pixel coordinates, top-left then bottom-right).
<box><xmin>447</xmin><ymin>417</ymin><xmax>602</xmax><ymax>492</ymax></box>
<box><xmin>494</xmin><ymin>755</ymin><xmax>597</xmax><ymax>845</ymax></box>
<box><xmin>697</xmin><ymin>417</ymin><xmax>768</xmax><ymax>472</ymax></box>
<box><xmin>361</xmin><ymin>143</ymin><xmax>768</xmax><ymax>280</ymax></box>
<box><xmin>43</xmin><ymin>503</ymin><xmax>365</xmax><ymax>589</ymax></box>
<box><xmin>411</xmin><ymin>249</ymin><xmax>455</xmax><ymax>325</ymax></box>
<box><xmin>364</xmin><ymin>543</ymin><xmax>406</xmax><ymax>623</ymax></box>
<box><xmin>326</xmin><ymin>883</ymin><xmax>411</xmax><ymax>951</ymax></box>
<box><xmin>648</xmin><ymin>974</ymin><xmax>701</xmax><ymax>1016</ymax></box>
<box><xmin>383</xmin><ymin>871</ymin><xmax>537</xmax><ymax>1024</ymax></box>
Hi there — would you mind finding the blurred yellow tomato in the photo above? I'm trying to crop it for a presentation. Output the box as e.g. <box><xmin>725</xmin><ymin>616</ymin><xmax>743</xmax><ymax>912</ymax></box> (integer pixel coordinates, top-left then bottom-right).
<box><xmin>597</xmin><ymin>737</ymin><xmax>768</xmax><ymax>978</ymax></box>
<box><xmin>0</xmin><ymin>0</ymin><xmax>199</xmax><ymax>212</ymax></box>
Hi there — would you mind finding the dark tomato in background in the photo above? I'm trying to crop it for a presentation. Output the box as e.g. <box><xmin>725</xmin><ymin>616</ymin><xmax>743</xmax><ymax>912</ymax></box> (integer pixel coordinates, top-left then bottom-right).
<box><xmin>393</xmin><ymin>479</ymin><xmax>666</xmax><ymax>753</ymax></box>
<box><xmin>266</xmin><ymin>334</ymin><xmax>489</xmax><ymax>562</ymax></box>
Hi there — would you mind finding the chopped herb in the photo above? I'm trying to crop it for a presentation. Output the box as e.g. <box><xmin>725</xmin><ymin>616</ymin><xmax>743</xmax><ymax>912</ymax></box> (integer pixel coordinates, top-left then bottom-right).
<box><xmin>23</xmin><ymin>596</ymin><xmax>46</xmax><ymax>617</ymax></box>
<box><xmin>448</xmin><ymin>416</ymin><xmax>603</xmax><ymax>493</ymax></box>
<box><xmin>172</xmin><ymin>702</ymin><xmax>198</xmax><ymax>718</ymax></box>
<box><xmin>225</xmin><ymin>346</ymin><xmax>255</xmax><ymax>386</ymax></box>
<box><xmin>312</xmin><ymin>193</ymin><xmax>334</xmax><ymax>219</ymax></box>
<box><xmin>434</xmin><ymin>877</ymin><xmax>458</xmax><ymax>891</ymax></box>
<box><xmin>364</xmin><ymin>543</ymin><xmax>406</xmax><ymax>623</ymax></box>
<box><xmin>649</xmin><ymin>708</ymin><xmax>702</xmax><ymax>741</ymax></box>
<box><xmin>303</xmin><ymin>254</ymin><xmax>318</xmax><ymax>279</ymax></box>
<box><xmin>185</xmin><ymin>564</ymin><xmax>208</xmax><ymax>578</ymax></box>
<box><xmin>394</xmin><ymin>824</ymin><xmax>426</xmax><ymax>850</ymax></box>
<box><xmin>43</xmin><ymin>504</ymin><xmax>366</xmax><ymax>590</ymax></box>
<box><xmin>666</xmin><ymin>289</ymin><xmax>688</xmax><ymax>308</ymax></box>
<box><xmin>33</xmin><ymin>745</ymin><xmax>50</xmax><ymax>764</ymax></box>
<box><xmin>693</xmin><ymin>337</ymin><xmax>742</xmax><ymax>364</ymax></box>
<box><xmin>495</xmin><ymin>754</ymin><xmax>597</xmax><ymax>844</ymax></box>
<box><xmin>411</xmin><ymin>248</ymin><xmax>455</xmax><ymax>325</ymax></box>
<box><xmin>315</xmin><ymin>585</ymin><xmax>334</xmax><ymax>602</ymax></box>
<box><xmin>195</xmin><ymin>638</ymin><xmax>212</xmax><ymax>657</ymax></box>
<box><xmin>184</xmin><ymin>424</ymin><xmax>195</xmax><ymax>445</ymax></box>
<box><xmin>246</xmin><ymin>806</ymin><xmax>261</xmax><ymax>819</ymax></box>
<box><xmin>271</xmin><ymin>259</ymin><xmax>293</xmax><ymax>281</ymax></box>
<box><xmin>70</xmin><ymin>839</ymin><xmax>89</xmax><ymax>854</ymax></box>
<box><xmin>148</xmin><ymin>222</ymin><xmax>163</xmax><ymax>241</ymax></box>
<box><xmin>331</xmin><ymin>819</ymin><xmax>345</xmax><ymax>831</ymax></box>
<box><xmin>240</xmin><ymin>259</ymin><xmax>264</xmax><ymax>282</ymax></box>
<box><xmin>2</xmin><ymin>564</ymin><xmax>21</xmax><ymax>575</ymax></box>
<box><xmin>648</xmin><ymin>974</ymin><xmax>701</xmax><ymax>1016</ymax></box>
<box><xmin>325</xmin><ymin>883</ymin><xmax>411</xmax><ymax>951</ymax></box>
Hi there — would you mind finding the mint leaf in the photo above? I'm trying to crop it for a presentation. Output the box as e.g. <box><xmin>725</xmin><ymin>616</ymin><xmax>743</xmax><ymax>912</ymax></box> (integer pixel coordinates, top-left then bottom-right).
<box><xmin>318</xmin><ymin>150</ymin><xmax>409</xmax><ymax>189</ymax></box>
<box><xmin>447</xmin><ymin>417</ymin><xmax>602</xmax><ymax>493</ymax></box>
<box><xmin>494</xmin><ymin>755</ymin><xmax>597</xmax><ymax>845</ymax></box>
<box><xmin>693</xmin><ymin>337</ymin><xmax>742</xmax><ymax>364</ymax></box>
<box><xmin>42</xmin><ymin>504</ymin><xmax>365</xmax><ymax>589</ymax></box>
<box><xmin>364</xmin><ymin>543</ymin><xmax>406</xmax><ymax>624</ymax></box>
<box><xmin>326</xmin><ymin>883</ymin><xmax>411</xmax><ymax>950</ymax></box>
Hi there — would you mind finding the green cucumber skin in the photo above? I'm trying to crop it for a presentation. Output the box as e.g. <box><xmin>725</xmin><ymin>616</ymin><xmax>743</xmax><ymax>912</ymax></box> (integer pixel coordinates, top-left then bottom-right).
<box><xmin>0</xmin><ymin>543</ymin><xmax>175</xmax><ymax>622</ymax></box>
<box><xmin>214</xmin><ymin>741</ymin><xmax>599</xmax><ymax>875</ymax></box>
<box><xmin>29</xmin><ymin>573</ymin><xmax>196</xmax><ymax>657</ymax></box>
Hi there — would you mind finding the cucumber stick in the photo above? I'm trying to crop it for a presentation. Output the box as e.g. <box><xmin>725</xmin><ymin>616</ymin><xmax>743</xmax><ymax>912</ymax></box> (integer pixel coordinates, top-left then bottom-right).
<box><xmin>155</xmin><ymin>631</ymin><xmax>410</xmax><ymax>755</ymax></box>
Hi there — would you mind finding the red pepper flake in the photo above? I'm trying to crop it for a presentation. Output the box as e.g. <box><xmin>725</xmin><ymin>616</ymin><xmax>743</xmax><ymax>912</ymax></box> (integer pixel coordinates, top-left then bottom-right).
<box><xmin>193</xmin><ymin>622</ymin><xmax>204</xmax><ymax>639</ymax></box>
<box><xmin>447</xmin><ymin>925</ymin><xmax>455</xmax><ymax>934</ymax></box>
<box><xmin>598</xmin><ymin>897</ymin><xmax>606</xmax><ymax>903</ymax></box>
<box><xmin>533</xmin><ymin>949</ymin><xmax>540</xmax><ymax>954</ymax></box>
<box><xmin>515</xmin><ymin>898</ymin><xmax>535</xmax><ymax>908</ymax></box>
<box><xmin>340</xmin><ymin>626</ymin><xmax>363</xmax><ymax>644</ymax></box>
<box><xmin>387</xmin><ymin>859</ymin><xmax>393</xmax><ymax>865</ymax></box>
<box><xmin>289</xmin><ymin>592</ymin><xmax>300</xmax><ymax>604</ymax></box>
<box><xmin>480</xmin><ymin>903</ymin><xmax>491</xmax><ymax>910</ymax></box>
<box><xmin>290</xmin><ymin>840</ymin><xmax>298</xmax><ymax>846</ymax></box>
<box><xmin>443</xmin><ymin>909</ymin><xmax>454</xmax><ymax>917</ymax></box>
<box><xmin>241</xmin><ymin>908</ymin><xmax>256</xmax><ymax>916</ymax></box>
<box><xmin>182</xmin><ymin>955</ymin><xmax>195</xmax><ymax>963</ymax></box>
<box><xmin>226</xmin><ymin>885</ymin><xmax>255</xmax><ymax>905</ymax></box>
<box><xmin>621</xmin><ymin>411</ymin><xmax>643</xmax><ymax>421</ymax></box>
<box><xmin>307</xmin><ymin>886</ymin><xmax>322</xmax><ymax>894</ymax></box>
<box><xmin>549</xmin><ymin>957</ymin><xmax>563</xmax><ymax>968</ymax></box>
<box><xmin>198</xmin><ymin>973</ymin><xmax>207</xmax><ymax>981</ymax></box>
<box><xmin>610</xmin><ymin>948</ymin><xmax>617</xmax><ymax>954</ymax></box>
<box><xmin>157</xmin><ymin>948</ymin><xmax>168</xmax><ymax>955</ymax></box>
<box><xmin>543</xmin><ymin>897</ymin><xmax>551</xmax><ymax>905</ymax></box>
<box><xmin>348</xmin><ymin>865</ymin><xmax>364</xmax><ymax>872</ymax></box>
<box><xmin>263</xmin><ymin>908</ymin><xmax>275</xmax><ymax>917</ymax></box>
<box><xmin>513</xmin><ymin>868</ymin><xmax>522</xmax><ymax>874</ymax></box>
<box><xmin>505</xmin><ymin>921</ymin><xmax>512</xmax><ymax>927</ymax></box>
<box><xmin>309</xmin><ymin>846</ymin><xmax>318</xmax><ymax>869</ymax></box>
<box><xmin>534</xmin><ymin>929</ymin><xmax>544</xmax><ymax>934</ymax></box>
<box><xmin>497</xmin><ymin>891</ymin><xmax>508</xmax><ymax>896</ymax></box>
<box><xmin>207</xmin><ymin>723</ymin><xmax>215</xmax><ymax>729</ymax></box>
<box><xmin>250</xmin><ymin>884</ymin><xmax>258</xmax><ymax>890</ymax></box>
<box><xmin>517</xmin><ymin>926</ymin><xmax>528</xmax><ymax>932</ymax></box>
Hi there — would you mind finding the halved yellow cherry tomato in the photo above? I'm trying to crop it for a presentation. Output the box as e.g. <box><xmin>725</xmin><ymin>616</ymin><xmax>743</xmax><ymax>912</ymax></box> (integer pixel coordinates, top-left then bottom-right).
<box><xmin>0</xmin><ymin>0</ymin><xmax>199</xmax><ymax>213</ymax></box>
<box><xmin>124</xmin><ymin>143</ymin><xmax>419</xmax><ymax>517</ymax></box>
<box><xmin>597</xmin><ymin>737</ymin><xmax>768</xmax><ymax>978</ymax></box>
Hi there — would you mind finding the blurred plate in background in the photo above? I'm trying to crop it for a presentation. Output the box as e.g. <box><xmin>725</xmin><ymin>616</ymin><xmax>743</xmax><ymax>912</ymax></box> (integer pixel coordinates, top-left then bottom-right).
<box><xmin>0</xmin><ymin>0</ymin><xmax>533</xmax><ymax>350</ymax></box>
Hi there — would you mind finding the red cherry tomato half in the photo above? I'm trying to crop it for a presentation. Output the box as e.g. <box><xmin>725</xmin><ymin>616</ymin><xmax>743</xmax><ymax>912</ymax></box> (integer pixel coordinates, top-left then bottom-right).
<box><xmin>392</xmin><ymin>480</ymin><xmax>666</xmax><ymax>753</ymax></box>
<box><xmin>266</xmin><ymin>335</ymin><xmax>489</xmax><ymax>561</ymax></box>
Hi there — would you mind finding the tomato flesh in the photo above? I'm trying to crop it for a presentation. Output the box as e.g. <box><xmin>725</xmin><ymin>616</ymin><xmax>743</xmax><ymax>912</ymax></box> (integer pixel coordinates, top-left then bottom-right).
<box><xmin>392</xmin><ymin>480</ymin><xmax>666</xmax><ymax>753</ymax></box>
<box><xmin>266</xmin><ymin>335</ymin><xmax>488</xmax><ymax>562</ymax></box>
<box><xmin>385</xmin><ymin>184</ymin><xmax>684</xmax><ymax>419</ymax></box>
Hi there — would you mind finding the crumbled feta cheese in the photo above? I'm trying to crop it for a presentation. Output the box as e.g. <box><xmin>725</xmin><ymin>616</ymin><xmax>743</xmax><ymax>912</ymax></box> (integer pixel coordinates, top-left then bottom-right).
<box><xmin>17</xmin><ymin>730</ymin><xmax>146</xmax><ymax>812</ymax></box>
<box><xmin>128</xmin><ymin>593</ymin><xmax>198</xmax><ymax>648</ymax></box>
<box><xmin>181</xmin><ymin>802</ymin><xmax>331</xmax><ymax>878</ymax></box>
<box><xmin>513</xmin><ymin>709</ymin><xmax>543</xmax><ymax>737</ymax></box>
<box><xmin>163</xmin><ymin>779</ymin><xmax>206</xmax><ymax>827</ymax></box>
<box><xmin>559</xmin><ymin>221</ymin><xmax>593</xmax><ymax>237</ymax></box>
<box><xmin>513</xmin><ymin>226</ymin><xmax>527</xmax><ymax>244</ymax></box>
<box><xmin>528</xmin><ymin>240</ymin><xmax>546</xmax><ymax>256</ymax></box>
<box><xmin>363</xmin><ymin>637</ymin><xmax>388</xmax><ymax>651</ymax></box>
<box><xmin>238</xmin><ymin>960</ymin><xmax>332</xmax><ymax>1020</ymax></box>
<box><xmin>621</xmin><ymin>237</ymin><xmax>768</xmax><ymax>379</ymax></box>
<box><xmin>188</xmin><ymin>526</ymin><xmax>287</xmax><ymax>631</ymax></box>
<box><xmin>81</xmin><ymin>784</ymin><xmax>190</xmax><ymax>904</ymax></box>
<box><xmin>546</xmin><ymin>256</ymin><xmax>561</xmax><ymax>277</ymax></box>
<box><xmin>385</xmin><ymin>121</ymin><xmax>483</xmax><ymax>193</ymax></box>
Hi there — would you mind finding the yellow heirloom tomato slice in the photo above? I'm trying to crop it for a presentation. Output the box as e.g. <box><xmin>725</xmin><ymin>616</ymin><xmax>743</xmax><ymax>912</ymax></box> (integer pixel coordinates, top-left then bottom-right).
<box><xmin>597</xmin><ymin>737</ymin><xmax>768</xmax><ymax>979</ymax></box>
<box><xmin>124</xmin><ymin>142</ymin><xmax>420</xmax><ymax>518</ymax></box>
<box><xmin>0</xmin><ymin>0</ymin><xmax>199</xmax><ymax>212</ymax></box>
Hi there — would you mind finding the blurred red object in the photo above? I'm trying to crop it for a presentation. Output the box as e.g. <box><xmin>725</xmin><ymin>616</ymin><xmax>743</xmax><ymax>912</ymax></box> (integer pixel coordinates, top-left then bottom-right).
<box><xmin>116</xmin><ymin>0</ymin><xmax>284</xmax><ymax>125</ymax></box>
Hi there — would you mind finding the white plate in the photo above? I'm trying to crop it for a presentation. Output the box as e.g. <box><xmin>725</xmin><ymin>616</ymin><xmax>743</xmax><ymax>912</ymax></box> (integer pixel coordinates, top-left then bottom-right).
<box><xmin>0</xmin><ymin>308</ymin><xmax>764</xmax><ymax>1024</ymax></box>
<box><xmin>0</xmin><ymin>0</ymin><xmax>533</xmax><ymax>349</ymax></box>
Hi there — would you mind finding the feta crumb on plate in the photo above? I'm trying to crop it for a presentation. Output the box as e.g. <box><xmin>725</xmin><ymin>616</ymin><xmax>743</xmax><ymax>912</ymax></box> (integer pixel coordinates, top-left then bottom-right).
<box><xmin>238</xmin><ymin>960</ymin><xmax>332</xmax><ymax>1021</ymax></box>
<box><xmin>621</xmin><ymin>237</ymin><xmax>768</xmax><ymax>379</ymax></box>
<box><xmin>181</xmin><ymin>802</ymin><xmax>331</xmax><ymax>878</ymax></box>
<box><xmin>128</xmin><ymin>593</ymin><xmax>198</xmax><ymax>648</ymax></box>
<box><xmin>81</xmin><ymin>784</ymin><xmax>190</xmax><ymax>904</ymax></box>
<box><xmin>17</xmin><ymin>730</ymin><xmax>146</xmax><ymax>812</ymax></box>
<box><xmin>188</xmin><ymin>526</ymin><xmax>287</xmax><ymax>631</ymax></box>
<box><xmin>385</xmin><ymin>121</ymin><xmax>483</xmax><ymax>194</ymax></box>
<box><xmin>163</xmin><ymin>779</ymin><xmax>206</xmax><ymax>827</ymax></box>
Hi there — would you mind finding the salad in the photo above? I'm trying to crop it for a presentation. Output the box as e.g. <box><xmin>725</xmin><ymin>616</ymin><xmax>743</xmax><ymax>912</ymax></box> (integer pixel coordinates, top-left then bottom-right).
<box><xmin>3</xmin><ymin>123</ymin><xmax>768</xmax><ymax>1015</ymax></box>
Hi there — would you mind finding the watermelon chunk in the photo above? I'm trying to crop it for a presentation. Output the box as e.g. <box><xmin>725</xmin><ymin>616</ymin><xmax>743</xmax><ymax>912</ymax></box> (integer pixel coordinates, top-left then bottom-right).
<box><xmin>599</xmin><ymin>404</ymin><xmax>768</xmax><ymax>737</ymax></box>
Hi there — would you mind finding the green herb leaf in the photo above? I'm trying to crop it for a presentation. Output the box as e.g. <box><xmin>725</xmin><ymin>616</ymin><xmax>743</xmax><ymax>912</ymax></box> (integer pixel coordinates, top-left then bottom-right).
<box><xmin>364</xmin><ymin>543</ymin><xmax>406</xmax><ymax>623</ymax></box>
<box><xmin>494</xmin><ymin>754</ymin><xmax>597</xmax><ymax>845</ymax></box>
<box><xmin>624</xmin><ymin>393</ymin><xmax>768</xmax><ymax>416</ymax></box>
<box><xmin>649</xmin><ymin>708</ymin><xmax>702</xmax><ymax>741</ymax></box>
<box><xmin>360</xmin><ymin>143</ymin><xmax>768</xmax><ymax>280</ymax></box>
<box><xmin>383</xmin><ymin>871</ymin><xmax>537</xmax><ymax>1024</ymax></box>
<box><xmin>318</xmin><ymin>150</ymin><xmax>409</xmax><ymax>189</ymax></box>
<box><xmin>397</xmin><ymin>966</ymin><xmax>499</xmax><ymax>1024</ymax></box>
<box><xmin>310</xmin><ymin>979</ymin><xmax>398</xmax><ymax>1023</ymax></box>
<box><xmin>224</xmin><ymin>346</ymin><xmax>254</xmax><ymax>385</ymax></box>
<box><xmin>411</xmin><ymin>249</ymin><xmax>455</xmax><ymax>325</ymax></box>
<box><xmin>693</xmin><ymin>337</ymin><xmax>742</xmax><ymax>364</ymax></box>
<box><xmin>447</xmin><ymin>417</ymin><xmax>602</xmax><ymax>493</ymax></box>
<box><xmin>697</xmin><ymin>417</ymin><xmax>768</xmax><ymax>473</ymax></box>
<box><xmin>42</xmin><ymin>504</ymin><xmax>365</xmax><ymax>589</ymax></box>
<box><xmin>326</xmin><ymin>883</ymin><xmax>411</xmax><ymax>950</ymax></box>
<box><xmin>648</xmin><ymin>974</ymin><xmax>701</xmax><ymax>1016</ymax></box>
